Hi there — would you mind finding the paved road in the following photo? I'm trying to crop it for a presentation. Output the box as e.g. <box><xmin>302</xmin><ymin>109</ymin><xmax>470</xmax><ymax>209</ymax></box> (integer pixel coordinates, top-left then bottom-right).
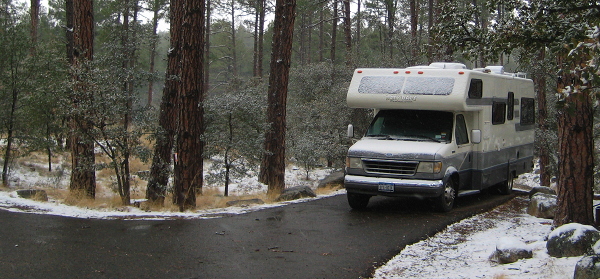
<box><xmin>0</xmin><ymin>192</ymin><xmax>515</xmax><ymax>279</ymax></box>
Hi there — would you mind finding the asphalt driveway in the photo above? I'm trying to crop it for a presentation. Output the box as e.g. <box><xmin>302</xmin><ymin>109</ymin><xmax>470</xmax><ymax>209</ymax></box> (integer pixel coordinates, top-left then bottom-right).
<box><xmin>0</xmin><ymin>192</ymin><xmax>514</xmax><ymax>278</ymax></box>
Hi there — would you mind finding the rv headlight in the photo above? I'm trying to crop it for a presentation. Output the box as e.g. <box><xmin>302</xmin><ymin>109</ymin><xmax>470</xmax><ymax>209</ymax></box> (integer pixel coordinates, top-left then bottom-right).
<box><xmin>346</xmin><ymin>157</ymin><xmax>363</xmax><ymax>169</ymax></box>
<box><xmin>417</xmin><ymin>162</ymin><xmax>442</xmax><ymax>174</ymax></box>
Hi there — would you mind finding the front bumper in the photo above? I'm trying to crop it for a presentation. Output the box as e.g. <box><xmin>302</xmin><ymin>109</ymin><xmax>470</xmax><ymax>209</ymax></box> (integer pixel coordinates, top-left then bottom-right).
<box><xmin>344</xmin><ymin>175</ymin><xmax>444</xmax><ymax>198</ymax></box>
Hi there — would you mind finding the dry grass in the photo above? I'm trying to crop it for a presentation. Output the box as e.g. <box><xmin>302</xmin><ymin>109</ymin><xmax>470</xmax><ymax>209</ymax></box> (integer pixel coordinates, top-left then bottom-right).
<box><xmin>315</xmin><ymin>183</ymin><xmax>344</xmax><ymax>195</ymax></box>
<box><xmin>64</xmin><ymin>191</ymin><xmax>125</xmax><ymax>209</ymax></box>
<box><xmin>5</xmin><ymin>150</ymin><xmax>341</xmax><ymax>212</ymax></box>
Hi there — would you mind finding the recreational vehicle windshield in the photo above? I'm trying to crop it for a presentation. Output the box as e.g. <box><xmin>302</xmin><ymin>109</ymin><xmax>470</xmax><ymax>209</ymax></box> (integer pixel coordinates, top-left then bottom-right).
<box><xmin>345</xmin><ymin>63</ymin><xmax>535</xmax><ymax>212</ymax></box>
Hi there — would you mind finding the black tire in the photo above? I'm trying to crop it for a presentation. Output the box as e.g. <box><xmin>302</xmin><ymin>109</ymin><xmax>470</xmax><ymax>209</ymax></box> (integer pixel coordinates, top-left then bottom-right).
<box><xmin>435</xmin><ymin>179</ymin><xmax>456</xmax><ymax>212</ymax></box>
<box><xmin>347</xmin><ymin>192</ymin><xmax>371</xmax><ymax>210</ymax></box>
<box><xmin>498</xmin><ymin>172</ymin><xmax>514</xmax><ymax>195</ymax></box>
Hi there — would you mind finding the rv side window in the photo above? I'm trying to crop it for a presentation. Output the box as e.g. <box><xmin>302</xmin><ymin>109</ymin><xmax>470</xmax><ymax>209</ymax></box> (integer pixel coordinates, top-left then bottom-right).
<box><xmin>468</xmin><ymin>79</ymin><xmax>483</xmax><ymax>99</ymax></box>
<box><xmin>521</xmin><ymin>98</ymin><xmax>535</xmax><ymax>125</ymax></box>
<box><xmin>492</xmin><ymin>101</ymin><xmax>506</xmax><ymax>125</ymax></box>
<box><xmin>507</xmin><ymin>92</ymin><xmax>515</xmax><ymax>120</ymax></box>
<box><xmin>455</xmin><ymin>114</ymin><xmax>469</xmax><ymax>145</ymax></box>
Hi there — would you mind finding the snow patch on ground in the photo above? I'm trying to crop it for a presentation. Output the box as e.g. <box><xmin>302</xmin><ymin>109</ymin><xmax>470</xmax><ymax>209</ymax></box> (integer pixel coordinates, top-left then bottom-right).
<box><xmin>372</xmin><ymin>195</ymin><xmax>580</xmax><ymax>278</ymax></box>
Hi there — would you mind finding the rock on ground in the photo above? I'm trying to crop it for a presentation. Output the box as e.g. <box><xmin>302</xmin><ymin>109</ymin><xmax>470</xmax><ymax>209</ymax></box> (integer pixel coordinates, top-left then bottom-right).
<box><xmin>490</xmin><ymin>237</ymin><xmax>533</xmax><ymax>264</ymax></box>
<box><xmin>574</xmin><ymin>255</ymin><xmax>600</xmax><ymax>279</ymax></box>
<box><xmin>527</xmin><ymin>192</ymin><xmax>557</xmax><ymax>219</ymax></box>
<box><xmin>547</xmin><ymin>223</ymin><xmax>600</xmax><ymax>258</ymax></box>
<box><xmin>16</xmin><ymin>189</ymin><xmax>48</xmax><ymax>202</ymax></box>
<box><xmin>276</xmin><ymin>186</ymin><xmax>317</xmax><ymax>201</ymax></box>
<box><xmin>317</xmin><ymin>170</ymin><xmax>345</xmax><ymax>188</ymax></box>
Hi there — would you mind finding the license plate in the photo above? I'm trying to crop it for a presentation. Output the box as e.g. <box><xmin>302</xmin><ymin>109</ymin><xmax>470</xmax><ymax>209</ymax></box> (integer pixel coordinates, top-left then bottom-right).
<box><xmin>378</xmin><ymin>183</ymin><xmax>394</xmax><ymax>192</ymax></box>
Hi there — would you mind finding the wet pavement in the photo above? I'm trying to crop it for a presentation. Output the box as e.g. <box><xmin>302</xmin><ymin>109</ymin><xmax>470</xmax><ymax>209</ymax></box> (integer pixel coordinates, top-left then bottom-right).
<box><xmin>0</xmin><ymin>192</ymin><xmax>515</xmax><ymax>278</ymax></box>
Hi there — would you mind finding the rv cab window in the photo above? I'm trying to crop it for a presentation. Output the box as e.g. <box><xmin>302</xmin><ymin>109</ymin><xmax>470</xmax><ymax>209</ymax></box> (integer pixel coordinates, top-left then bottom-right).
<box><xmin>455</xmin><ymin>114</ymin><xmax>469</xmax><ymax>145</ymax></box>
<box><xmin>366</xmin><ymin>110</ymin><xmax>453</xmax><ymax>143</ymax></box>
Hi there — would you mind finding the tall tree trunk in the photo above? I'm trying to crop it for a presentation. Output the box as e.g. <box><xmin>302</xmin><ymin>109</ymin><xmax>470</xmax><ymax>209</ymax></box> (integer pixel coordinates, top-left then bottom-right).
<box><xmin>146</xmin><ymin>0</ymin><xmax>183</xmax><ymax>204</ymax></box>
<box><xmin>533</xmin><ymin>48</ymin><xmax>551</xmax><ymax>187</ymax></box>
<box><xmin>30</xmin><ymin>0</ymin><xmax>39</xmax><ymax>55</ymax></box>
<box><xmin>385</xmin><ymin>0</ymin><xmax>396</xmax><ymax>59</ymax></box>
<box><xmin>259</xmin><ymin>0</ymin><xmax>296</xmax><ymax>197</ymax></box>
<box><xmin>230</xmin><ymin>0</ymin><xmax>237</xmax><ymax>77</ymax></box>
<box><xmin>299</xmin><ymin>14</ymin><xmax>306</xmax><ymax>65</ymax></box>
<box><xmin>66</xmin><ymin>0</ymin><xmax>74</xmax><ymax>64</ymax></box>
<box><xmin>330</xmin><ymin>0</ymin><xmax>337</xmax><ymax>63</ymax></box>
<box><xmin>409</xmin><ymin>0</ymin><xmax>417</xmax><ymax>58</ymax></box>
<box><xmin>554</xmin><ymin>58</ymin><xmax>595</xmax><ymax>227</ymax></box>
<box><xmin>205</xmin><ymin>0</ymin><xmax>211</xmax><ymax>90</ymax></box>
<box><xmin>356</xmin><ymin>0</ymin><xmax>361</xmax><ymax>59</ymax></box>
<box><xmin>118</xmin><ymin>0</ymin><xmax>139</xmax><ymax>206</ymax></box>
<box><xmin>319</xmin><ymin>8</ymin><xmax>324</xmax><ymax>62</ymax></box>
<box><xmin>253</xmin><ymin>1</ymin><xmax>259</xmax><ymax>77</ymax></box>
<box><xmin>257</xmin><ymin>0</ymin><xmax>266</xmax><ymax>78</ymax></box>
<box><xmin>307</xmin><ymin>13</ymin><xmax>312</xmax><ymax>64</ymax></box>
<box><xmin>69</xmin><ymin>0</ymin><xmax>96</xmax><ymax>198</ymax></box>
<box><xmin>2</xmin><ymin>87</ymin><xmax>17</xmax><ymax>186</ymax></box>
<box><xmin>427</xmin><ymin>0</ymin><xmax>434</xmax><ymax>63</ymax></box>
<box><xmin>342</xmin><ymin>0</ymin><xmax>351</xmax><ymax>67</ymax></box>
<box><xmin>146</xmin><ymin>0</ymin><xmax>162</xmax><ymax>106</ymax></box>
<box><xmin>174</xmin><ymin>0</ymin><xmax>205</xmax><ymax>211</ymax></box>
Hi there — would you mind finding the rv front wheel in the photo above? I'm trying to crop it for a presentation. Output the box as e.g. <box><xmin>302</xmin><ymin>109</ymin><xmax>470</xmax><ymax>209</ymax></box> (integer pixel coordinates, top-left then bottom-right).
<box><xmin>435</xmin><ymin>180</ymin><xmax>456</xmax><ymax>212</ymax></box>
<box><xmin>347</xmin><ymin>193</ymin><xmax>371</xmax><ymax>210</ymax></box>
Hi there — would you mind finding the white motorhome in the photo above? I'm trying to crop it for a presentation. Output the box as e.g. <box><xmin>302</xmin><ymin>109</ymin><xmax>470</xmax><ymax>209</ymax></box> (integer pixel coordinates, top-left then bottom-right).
<box><xmin>344</xmin><ymin>63</ymin><xmax>535</xmax><ymax>211</ymax></box>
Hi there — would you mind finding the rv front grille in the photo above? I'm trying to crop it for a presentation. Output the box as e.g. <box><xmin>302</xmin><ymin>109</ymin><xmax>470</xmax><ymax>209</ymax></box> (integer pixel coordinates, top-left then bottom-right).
<box><xmin>362</xmin><ymin>159</ymin><xmax>418</xmax><ymax>176</ymax></box>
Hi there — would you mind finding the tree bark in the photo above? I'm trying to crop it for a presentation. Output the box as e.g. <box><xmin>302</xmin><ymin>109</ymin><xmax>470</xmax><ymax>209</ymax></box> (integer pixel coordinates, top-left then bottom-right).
<box><xmin>533</xmin><ymin>48</ymin><xmax>551</xmax><ymax>187</ymax></box>
<box><xmin>146</xmin><ymin>0</ymin><xmax>183</xmax><ymax>204</ymax></box>
<box><xmin>409</xmin><ymin>0</ymin><xmax>417</xmax><ymax>58</ymax></box>
<box><xmin>230</xmin><ymin>0</ymin><xmax>237</xmax><ymax>77</ymax></box>
<box><xmin>330</xmin><ymin>0</ymin><xmax>337</xmax><ymax>63</ymax></box>
<box><xmin>554</xmin><ymin>63</ymin><xmax>595</xmax><ymax>227</ymax></box>
<box><xmin>205</xmin><ymin>0</ymin><xmax>211</xmax><ymax>90</ymax></box>
<box><xmin>69</xmin><ymin>0</ymin><xmax>96</xmax><ymax>199</ymax></box>
<box><xmin>259</xmin><ymin>0</ymin><xmax>296</xmax><ymax>197</ymax></box>
<box><xmin>173</xmin><ymin>0</ymin><xmax>205</xmax><ymax>211</ymax></box>
<box><xmin>30</xmin><ymin>0</ymin><xmax>40</xmax><ymax>55</ymax></box>
<box><xmin>342</xmin><ymin>0</ymin><xmax>352</xmax><ymax>67</ymax></box>
<box><xmin>319</xmin><ymin>9</ymin><xmax>324</xmax><ymax>62</ymax></box>
<box><xmin>355</xmin><ymin>0</ymin><xmax>361</xmax><ymax>59</ymax></box>
<box><xmin>257</xmin><ymin>0</ymin><xmax>265</xmax><ymax>77</ymax></box>
<box><xmin>427</xmin><ymin>0</ymin><xmax>434</xmax><ymax>63</ymax></box>
<box><xmin>385</xmin><ymin>0</ymin><xmax>396</xmax><ymax>59</ymax></box>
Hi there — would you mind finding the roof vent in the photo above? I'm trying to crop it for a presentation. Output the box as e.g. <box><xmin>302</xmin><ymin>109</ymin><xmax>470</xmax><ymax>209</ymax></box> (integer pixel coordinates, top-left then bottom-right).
<box><xmin>429</xmin><ymin>62</ymin><xmax>467</xmax><ymax>69</ymax></box>
<box><xmin>485</xmin><ymin>66</ymin><xmax>504</xmax><ymax>75</ymax></box>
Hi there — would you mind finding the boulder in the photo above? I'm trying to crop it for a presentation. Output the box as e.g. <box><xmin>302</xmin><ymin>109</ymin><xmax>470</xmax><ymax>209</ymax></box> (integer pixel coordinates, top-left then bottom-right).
<box><xmin>527</xmin><ymin>192</ymin><xmax>557</xmax><ymax>219</ymax></box>
<box><xmin>16</xmin><ymin>189</ymin><xmax>48</xmax><ymax>202</ymax></box>
<box><xmin>528</xmin><ymin>186</ymin><xmax>556</xmax><ymax>198</ymax></box>
<box><xmin>276</xmin><ymin>186</ymin><xmax>317</xmax><ymax>201</ymax></box>
<box><xmin>546</xmin><ymin>223</ymin><xmax>600</xmax><ymax>257</ymax></box>
<box><xmin>490</xmin><ymin>237</ymin><xmax>533</xmax><ymax>264</ymax></box>
<box><xmin>226</xmin><ymin>198</ymin><xmax>265</xmax><ymax>207</ymax></box>
<box><xmin>317</xmin><ymin>170</ymin><xmax>345</xmax><ymax>188</ymax></box>
<box><xmin>574</xmin><ymin>255</ymin><xmax>600</xmax><ymax>279</ymax></box>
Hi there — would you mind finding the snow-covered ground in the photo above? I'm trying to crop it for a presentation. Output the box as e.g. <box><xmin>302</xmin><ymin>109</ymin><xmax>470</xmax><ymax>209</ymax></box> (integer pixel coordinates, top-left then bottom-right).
<box><xmin>0</xmin><ymin>161</ymin><xmax>582</xmax><ymax>278</ymax></box>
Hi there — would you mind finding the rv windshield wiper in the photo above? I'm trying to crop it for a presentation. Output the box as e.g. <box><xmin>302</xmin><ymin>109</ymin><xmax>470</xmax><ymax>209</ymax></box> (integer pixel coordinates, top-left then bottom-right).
<box><xmin>366</xmin><ymin>134</ymin><xmax>399</xmax><ymax>140</ymax></box>
<box><xmin>403</xmin><ymin>135</ymin><xmax>442</xmax><ymax>143</ymax></box>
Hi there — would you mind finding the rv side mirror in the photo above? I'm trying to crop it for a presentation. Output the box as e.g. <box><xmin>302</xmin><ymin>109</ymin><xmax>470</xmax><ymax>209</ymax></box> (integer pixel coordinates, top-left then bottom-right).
<box><xmin>471</xmin><ymin>130</ymin><xmax>481</xmax><ymax>144</ymax></box>
<box><xmin>347</xmin><ymin>124</ymin><xmax>354</xmax><ymax>138</ymax></box>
